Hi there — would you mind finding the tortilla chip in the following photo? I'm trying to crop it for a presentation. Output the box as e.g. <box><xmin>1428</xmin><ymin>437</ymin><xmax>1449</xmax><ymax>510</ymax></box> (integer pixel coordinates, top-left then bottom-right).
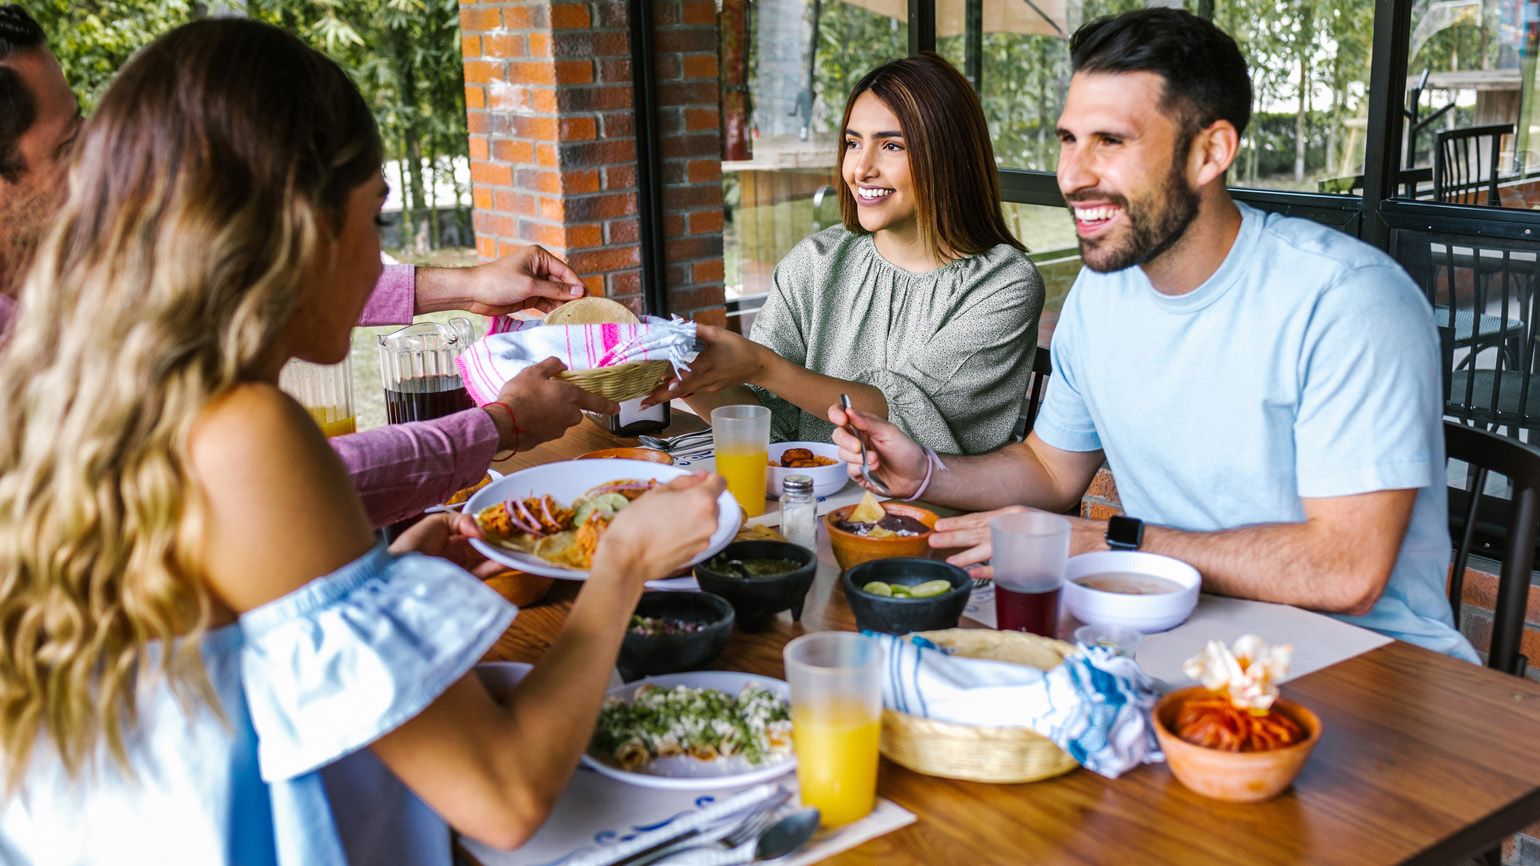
<box><xmin>850</xmin><ymin>491</ymin><xmax>886</xmax><ymax>524</ymax></box>
<box><xmin>545</xmin><ymin>297</ymin><xmax>638</xmax><ymax>326</ymax></box>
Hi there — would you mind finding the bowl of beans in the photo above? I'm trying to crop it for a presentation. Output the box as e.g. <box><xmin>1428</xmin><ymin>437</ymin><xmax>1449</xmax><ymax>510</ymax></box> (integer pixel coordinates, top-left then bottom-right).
<box><xmin>618</xmin><ymin>590</ymin><xmax>735</xmax><ymax>679</ymax></box>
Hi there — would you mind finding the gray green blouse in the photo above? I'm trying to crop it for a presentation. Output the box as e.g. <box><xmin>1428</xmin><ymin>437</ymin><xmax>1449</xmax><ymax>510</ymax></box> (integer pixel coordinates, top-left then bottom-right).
<box><xmin>748</xmin><ymin>226</ymin><xmax>1043</xmax><ymax>455</ymax></box>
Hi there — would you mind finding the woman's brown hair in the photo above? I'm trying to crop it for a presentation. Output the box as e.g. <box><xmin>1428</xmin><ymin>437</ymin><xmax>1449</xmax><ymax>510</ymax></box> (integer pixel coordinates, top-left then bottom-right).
<box><xmin>837</xmin><ymin>52</ymin><xmax>1024</xmax><ymax>262</ymax></box>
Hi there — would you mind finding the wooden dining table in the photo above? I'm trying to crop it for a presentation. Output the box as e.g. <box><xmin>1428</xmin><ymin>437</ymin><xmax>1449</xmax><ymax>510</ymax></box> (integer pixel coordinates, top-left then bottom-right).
<box><xmin>469</xmin><ymin>413</ymin><xmax>1540</xmax><ymax>866</ymax></box>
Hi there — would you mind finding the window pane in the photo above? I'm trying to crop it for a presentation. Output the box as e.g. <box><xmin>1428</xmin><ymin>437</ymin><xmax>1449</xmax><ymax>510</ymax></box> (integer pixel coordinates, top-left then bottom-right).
<box><xmin>933</xmin><ymin>0</ymin><xmax>1371</xmax><ymax>196</ymax></box>
<box><xmin>937</xmin><ymin>0</ymin><xmax>1145</xmax><ymax>173</ymax></box>
<box><xmin>1004</xmin><ymin>201</ymin><xmax>1082</xmax><ymax>347</ymax></box>
<box><xmin>1393</xmin><ymin>0</ymin><xmax>1539</xmax><ymax>208</ymax></box>
<box><xmin>725</xmin><ymin>0</ymin><xmax>906</xmax><ymax>325</ymax></box>
<box><xmin>1214</xmin><ymin>0</ymin><xmax>1372</xmax><ymax>195</ymax></box>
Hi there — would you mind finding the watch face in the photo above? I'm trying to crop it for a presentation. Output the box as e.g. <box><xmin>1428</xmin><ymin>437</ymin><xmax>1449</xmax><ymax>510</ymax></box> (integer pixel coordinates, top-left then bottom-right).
<box><xmin>1107</xmin><ymin>515</ymin><xmax>1143</xmax><ymax>548</ymax></box>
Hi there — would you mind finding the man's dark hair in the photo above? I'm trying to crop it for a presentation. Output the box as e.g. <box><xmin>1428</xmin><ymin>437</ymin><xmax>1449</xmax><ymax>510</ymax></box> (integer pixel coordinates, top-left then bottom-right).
<box><xmin>1070</xmin><ymin>8</ymin><xmax>1252</xmax><ymax>141</ymax></box>
<box><xmin>0</xmin><ymin>5</ymin><xmax>46</xmax><ymax>182</ymax></box>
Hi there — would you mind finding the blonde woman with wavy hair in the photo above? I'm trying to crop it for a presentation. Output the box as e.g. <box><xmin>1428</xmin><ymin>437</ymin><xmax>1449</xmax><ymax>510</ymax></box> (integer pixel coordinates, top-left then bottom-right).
<box><xmin>0</xmin><ymin>19</ymin><xmax>723</xmax><ymax>865</ymax></box>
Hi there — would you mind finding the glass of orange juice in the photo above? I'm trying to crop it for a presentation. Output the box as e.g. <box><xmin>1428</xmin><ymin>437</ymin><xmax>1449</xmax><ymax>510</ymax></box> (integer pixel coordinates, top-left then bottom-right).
<box><xmin>710</xmin><ymin>404</ymin><xmax>771</xmax><ymax>517</ymax></box>
<box><xmin>279</xmin><ymin>357</ymin><xmax>357</xmax><ymax>438</ymax></box>
<box><xmin>784</xmin><ymin>632</ymin><xmax>883</xmax><ymax>827</ymax></box>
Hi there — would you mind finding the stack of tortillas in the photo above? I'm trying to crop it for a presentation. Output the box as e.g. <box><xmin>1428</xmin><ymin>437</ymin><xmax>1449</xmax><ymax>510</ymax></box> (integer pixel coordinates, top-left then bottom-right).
<box><xmin>545</xmin><ymin>297</ymin><xmax>670</xmax><ymax>402</ymax></box>
<box><xmin>544</xmin><ymin>296</ymin><xmax>638</xmax><ymax>326</ymax></box>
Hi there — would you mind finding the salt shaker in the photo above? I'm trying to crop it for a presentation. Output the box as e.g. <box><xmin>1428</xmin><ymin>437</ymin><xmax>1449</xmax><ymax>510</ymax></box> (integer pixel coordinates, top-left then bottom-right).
<box><xmin>780</xmin><ymin>474</ymin><xmax>816</xmax><ymax>551</ymax></box>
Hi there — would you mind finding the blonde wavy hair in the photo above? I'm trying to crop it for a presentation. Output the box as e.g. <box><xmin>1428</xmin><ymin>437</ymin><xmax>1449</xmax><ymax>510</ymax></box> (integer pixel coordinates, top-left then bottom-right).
<box><xmin>0</xmin><ymin>19</ymin><xmax>381</xmax><ymax>786</ymax></box>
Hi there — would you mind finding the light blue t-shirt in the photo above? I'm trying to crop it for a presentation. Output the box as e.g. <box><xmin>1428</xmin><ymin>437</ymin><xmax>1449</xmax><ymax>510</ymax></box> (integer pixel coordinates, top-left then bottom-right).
<box><xmin>1034</xmin><ymin>202</ymin><xmax>1477</xmax><ymax>662</ymax></box>
<box><xmin>0</xmin><ymin>543</ymin><xmax>518</xmax><ymax>865</ymax></box>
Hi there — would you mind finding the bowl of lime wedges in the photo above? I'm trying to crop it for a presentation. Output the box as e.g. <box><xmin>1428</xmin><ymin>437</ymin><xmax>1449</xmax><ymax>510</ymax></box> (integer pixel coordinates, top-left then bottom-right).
<box><xmin>842</xmin><ymin>558</ymin><xmax>972</xmax><ymax>634</ymax></box>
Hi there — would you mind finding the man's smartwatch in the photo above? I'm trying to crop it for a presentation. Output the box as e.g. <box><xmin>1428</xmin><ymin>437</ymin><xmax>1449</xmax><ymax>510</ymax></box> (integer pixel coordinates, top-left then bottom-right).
<box><xmin>1105</xmin><ymin>515</ymin><xmax>1144</xmax><ymax>551</ymax></box>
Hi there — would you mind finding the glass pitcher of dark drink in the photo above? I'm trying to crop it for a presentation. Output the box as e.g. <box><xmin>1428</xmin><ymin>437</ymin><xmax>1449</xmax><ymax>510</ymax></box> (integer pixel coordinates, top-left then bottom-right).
<box><xmin>377</xmin><ymin>318</ymin><xmax>476</xmax><ymax>423</ymax></box>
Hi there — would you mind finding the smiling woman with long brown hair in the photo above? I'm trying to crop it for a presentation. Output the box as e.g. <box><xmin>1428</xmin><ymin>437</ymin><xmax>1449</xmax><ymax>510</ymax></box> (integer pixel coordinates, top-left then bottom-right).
<box><xmin>647</xmin><ymin>53</ymin><xmax>1043</xmax><ymax>455</ymax></box>
<box><xmin>0</xmin><ymin>18</ymin><xmax>723</xmax><ymax>864</ymax></box>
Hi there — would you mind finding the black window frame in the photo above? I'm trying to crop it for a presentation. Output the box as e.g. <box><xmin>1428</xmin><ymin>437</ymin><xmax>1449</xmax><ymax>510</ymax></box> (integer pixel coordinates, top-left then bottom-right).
<box><xmin>914</xmin><ymin>0</ymin><xmax>1540</xmax><ymax>249</ymax></box>
<box><xmin>640</xmin><ymin>0</ymin><xmax>1540</xmax><ymax>317</ymax></box>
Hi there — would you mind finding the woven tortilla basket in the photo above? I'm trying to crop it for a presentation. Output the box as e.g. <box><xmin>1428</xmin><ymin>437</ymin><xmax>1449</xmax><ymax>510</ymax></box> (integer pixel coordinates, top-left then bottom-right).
<box><xmin>879</xmin><ymin>629</ymin><xmax>1081</xmax><ymax>784</ymax></box>
<box><xmin>557</xmin><ymin>360</ymin><xmax>672</xmax><ymax>402</ymax></box>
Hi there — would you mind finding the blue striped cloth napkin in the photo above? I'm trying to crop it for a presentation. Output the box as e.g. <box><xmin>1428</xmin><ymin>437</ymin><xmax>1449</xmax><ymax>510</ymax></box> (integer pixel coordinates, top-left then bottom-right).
<box><xmin>873</xmin><ymin>632</ymin><xmax>1164</xmax><ymax>778</ymax></box>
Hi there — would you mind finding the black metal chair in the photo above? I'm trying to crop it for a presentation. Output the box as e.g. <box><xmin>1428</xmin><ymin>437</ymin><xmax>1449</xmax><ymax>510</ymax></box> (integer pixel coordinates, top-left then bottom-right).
<box><xmin>1433</xmin><ymin>123</ymin><xmax>1513</xmax><ymax>206</ymax></box>
<box><xmin>1398</xmin><ymin>231</ymin><xmax>1540</xmax><ymax>438</ymax></box>
<box><xmin>1013</xmin><ymin>347</ymin><xmax>1052</xmax><ymax>442</ymax></box>
<box><xmin>1444</xmin><ymin>420</ymin><xmax>1536</xmax><ymax>677</ymax></box>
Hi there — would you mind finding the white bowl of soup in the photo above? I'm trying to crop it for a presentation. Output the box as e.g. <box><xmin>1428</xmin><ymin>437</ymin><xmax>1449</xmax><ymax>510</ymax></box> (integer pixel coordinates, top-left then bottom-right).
<box><xmin>1063</xmin><ymin>551</ymin><xmax>1200</xmax><ymax>632</ymax></box>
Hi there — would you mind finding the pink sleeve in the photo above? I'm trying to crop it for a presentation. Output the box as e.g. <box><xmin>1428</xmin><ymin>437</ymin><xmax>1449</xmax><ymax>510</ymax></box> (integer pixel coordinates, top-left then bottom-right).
<box><xmin>0</xmin><ymin>295</ymin><xmax>15</xmax><ymax>339</ymax></box>
<box><xmin>359</xmin><ymin>263</ymin><xmax>416</xmax><ymax>326</ymax></box>
<box><xmin>329</xmin><ymin>408</ymin><xmax>500</xmax><ymax>528</ymax></box>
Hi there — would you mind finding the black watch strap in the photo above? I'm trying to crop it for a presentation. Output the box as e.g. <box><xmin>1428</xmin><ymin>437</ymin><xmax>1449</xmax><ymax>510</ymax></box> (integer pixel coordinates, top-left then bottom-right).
<box><xmin>1106</xmin><ymin>515</ymin><xmax>1145</xmax><ymax>551</ymax></box>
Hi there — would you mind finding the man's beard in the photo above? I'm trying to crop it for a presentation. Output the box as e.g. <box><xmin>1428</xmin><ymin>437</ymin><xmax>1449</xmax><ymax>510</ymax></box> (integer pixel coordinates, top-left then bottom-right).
<box><xmin>0</xmin><ymin>181</ymin><xmax>52</xmax><ymax>297</ymax></box>
<box><xmin>1074</xmin><ymin>156</ymin><xmax>1201</xmax><ymax>275</ymax></box>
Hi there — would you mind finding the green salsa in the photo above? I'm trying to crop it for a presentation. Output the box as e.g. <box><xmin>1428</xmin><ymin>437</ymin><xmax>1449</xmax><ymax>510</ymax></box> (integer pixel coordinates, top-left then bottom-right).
<box><xmin>712</xmin><ymin>556</ymin><xmax>801</xmax><ymax>579</ymax></box>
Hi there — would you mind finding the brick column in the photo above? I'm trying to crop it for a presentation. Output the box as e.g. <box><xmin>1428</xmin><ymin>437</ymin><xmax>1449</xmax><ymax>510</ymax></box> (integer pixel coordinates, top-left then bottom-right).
<box><xmin>654</xmin><ymin>0</ymin><xmax>728</xmax><ymax>325</ymax></box>
<box><xmin>459</xmin><ymin>0</ymin><xmax>726</xmax><ymax>324</ymax></box>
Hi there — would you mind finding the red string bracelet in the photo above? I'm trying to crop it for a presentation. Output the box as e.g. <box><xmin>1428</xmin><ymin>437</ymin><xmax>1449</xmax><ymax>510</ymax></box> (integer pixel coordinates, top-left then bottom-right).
<box><xmin>486</xmin><ymin>401</ymin><xmax>524</xmax><ymax>461</ymax></box>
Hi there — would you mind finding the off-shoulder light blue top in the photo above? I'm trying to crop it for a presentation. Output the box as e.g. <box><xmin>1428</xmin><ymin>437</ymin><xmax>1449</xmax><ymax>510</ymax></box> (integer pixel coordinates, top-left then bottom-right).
<box><xmin>0</xmin><ymin>543</ymin><xmax>517</xmax><ymax>865</ymax></box>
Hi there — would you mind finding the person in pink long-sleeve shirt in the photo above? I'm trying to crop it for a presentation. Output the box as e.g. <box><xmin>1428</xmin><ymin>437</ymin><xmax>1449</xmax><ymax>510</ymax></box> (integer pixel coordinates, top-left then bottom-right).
<box><xmin>0</xmin><ymin>17</ymin><xmax>615</xmax><ymax>527</ymax></box>
<box><xmin>337</xmin><ymin>255</ymin><xmax>615</xmax><ymax>527</ymax></box>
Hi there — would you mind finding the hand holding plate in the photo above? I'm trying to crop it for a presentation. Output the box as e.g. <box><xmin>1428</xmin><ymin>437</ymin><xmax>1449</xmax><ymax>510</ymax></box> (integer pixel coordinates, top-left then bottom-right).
<box><xmin>598</xmin><ymin>473</ymin><xmax>726</xmax><ymax>587</ymax></box>
<box><xmin>388</xmin><ymin>512</ymin><xmax>508</xmax><ymax>579</ymax></box>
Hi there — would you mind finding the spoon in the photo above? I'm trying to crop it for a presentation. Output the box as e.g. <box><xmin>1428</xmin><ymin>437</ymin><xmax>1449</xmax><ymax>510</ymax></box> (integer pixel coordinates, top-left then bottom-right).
<box><xmin>719</xmin><ymin>559</ymin><xmax>752</xmax><ymax>579</ymax></box>
<box><xmin>748</xmin><ymin>808</ymin><xmax>820</xmax><ymax>861</ymax></box>
<box><xmin>657</xmin><ymin>808</ymin><xmax>821</xmax><ymax>865</ymax></box>
<box><xmin>840</xmin><ymin>393</ymin><xmax>890</xmax><ymax>495</ymax></box>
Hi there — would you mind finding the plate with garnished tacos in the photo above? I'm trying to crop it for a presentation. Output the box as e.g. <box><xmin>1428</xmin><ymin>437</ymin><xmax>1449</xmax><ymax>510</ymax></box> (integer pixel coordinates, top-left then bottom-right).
<box><xmin>465</xmin><ymin>459</ymin><xmax>742</xmax><ymax>580</ymax></box>
<box><xmin>582</xmin><ymin>671</ymin><xmax>795</xmax><ymax>789</ymax></box>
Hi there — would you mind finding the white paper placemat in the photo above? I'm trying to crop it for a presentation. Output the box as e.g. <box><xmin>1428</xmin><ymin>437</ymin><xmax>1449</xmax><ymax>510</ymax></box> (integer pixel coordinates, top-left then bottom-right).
<box><xmin>1132</xmin><ymin>594</ymin><xmax>1391</xmax><ymax>685</ymax></box>
<box><xmin>458</xmin><ymin>767</ymin><xmax>914</xmax><ymax>866</ymax></box>
<box><xmin>962</xmin><ymin>588</ymin><xmax>1391</xmax><ymax>686</ymax></box>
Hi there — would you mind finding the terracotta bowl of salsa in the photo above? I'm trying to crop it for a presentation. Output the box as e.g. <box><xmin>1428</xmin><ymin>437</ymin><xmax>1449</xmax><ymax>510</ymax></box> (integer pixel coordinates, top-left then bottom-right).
<box><xmin>1153</xmin><ymin>685</ymin><xmax>1322</xmax><ymax>803</ymax></box>
<box><xmin>823</xmin><ymin>502</ymin><xmax>938</xmax><ymax>571</ymax></box>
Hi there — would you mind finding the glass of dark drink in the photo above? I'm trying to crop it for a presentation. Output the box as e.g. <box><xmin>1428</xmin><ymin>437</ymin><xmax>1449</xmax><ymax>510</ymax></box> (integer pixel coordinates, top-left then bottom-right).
<box><xmin>989</xmin><ymin>512</ymin><xmax>1070</xmax><ymax>638</ymax></box>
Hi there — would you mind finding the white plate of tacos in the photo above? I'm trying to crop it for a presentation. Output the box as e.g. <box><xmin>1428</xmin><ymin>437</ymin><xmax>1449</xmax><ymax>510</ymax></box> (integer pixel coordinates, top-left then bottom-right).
<box><xmin>465</xmin><ymin>459</ymin><xmax>742</xmax><ymax>580</ymax></box>
<box><xmin>581</xmin><ymin>671</ymin><xmax>795</xmax><ymax>789</ymax></box>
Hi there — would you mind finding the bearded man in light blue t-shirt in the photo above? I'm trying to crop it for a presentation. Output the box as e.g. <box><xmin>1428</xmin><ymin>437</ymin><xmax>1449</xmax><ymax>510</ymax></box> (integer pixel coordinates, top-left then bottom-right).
<box><xmin>828</xmin><ymin>7</ymin><xmax>1476</xmax><ymax>661</ymax></box>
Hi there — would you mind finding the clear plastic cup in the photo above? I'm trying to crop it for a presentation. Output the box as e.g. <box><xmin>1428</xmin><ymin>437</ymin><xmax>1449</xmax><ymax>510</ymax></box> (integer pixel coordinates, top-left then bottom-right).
<box><xmin>989</xmin><ymin>512</ymin><xmax>1071</xmax><ymax>637</ymax></box>
<box><xmin>1073</xmin><ymin>623</ymin><xmax>1143</xmax><ymax>658</ymax></box>
<box><xmin>783</xmin><ymin>632</ymin><xmax>882</xmax><ymax>827</ymax></box>
<box><xmin>711</xmin><ymin>404</ymin><xmax>771</xmax><ymax>517</ymax></box>
<box><xmin>279</xmin><ymin>357</ymin><xmax>356</xmax><ymax>437</ymax></box>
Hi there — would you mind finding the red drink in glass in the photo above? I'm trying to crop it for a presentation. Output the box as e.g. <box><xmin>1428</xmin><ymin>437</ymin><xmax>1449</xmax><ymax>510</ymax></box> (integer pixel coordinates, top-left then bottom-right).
<box><xmin>995</xmin><ymin>585</ymin><xmax>1061</xmax><ymax>637</ymax></box>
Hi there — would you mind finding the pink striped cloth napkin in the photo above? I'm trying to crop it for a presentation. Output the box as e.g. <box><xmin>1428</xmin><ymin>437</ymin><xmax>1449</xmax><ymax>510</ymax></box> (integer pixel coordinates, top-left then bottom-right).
<box><xmin>456</xmin><ymin>315</ymin><xmax>697</xmax><ymax>406</ymax></box>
